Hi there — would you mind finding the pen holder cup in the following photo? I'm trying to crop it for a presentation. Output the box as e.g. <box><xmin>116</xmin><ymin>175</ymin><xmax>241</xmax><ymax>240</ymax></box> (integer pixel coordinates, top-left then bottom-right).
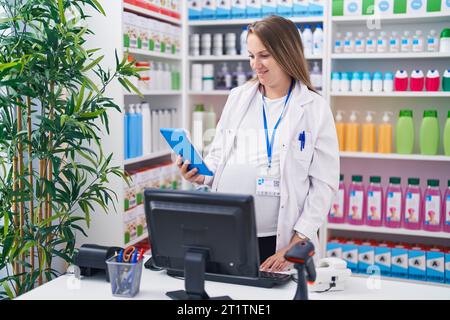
<box><xmin>106</xmin><ymin>256</ymin><xmax>143</xmax><ymax>298</ymax></box>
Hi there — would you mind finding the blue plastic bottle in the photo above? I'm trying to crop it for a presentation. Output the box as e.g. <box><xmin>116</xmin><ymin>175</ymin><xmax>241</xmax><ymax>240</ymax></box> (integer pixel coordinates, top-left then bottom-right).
<box><xmin>128</xmin><ymin>104</ymin><xmax>138</xmax><ymax>159</ymax></box>
<box><xmin>124</xmin><ymin>106</ymin><xmax>130</xmax><ymax>160</ymax></box>
<box><xmin>135</xmin><ymin>104</ymin><xmax>143</xmax><ymax>158</ymax></box>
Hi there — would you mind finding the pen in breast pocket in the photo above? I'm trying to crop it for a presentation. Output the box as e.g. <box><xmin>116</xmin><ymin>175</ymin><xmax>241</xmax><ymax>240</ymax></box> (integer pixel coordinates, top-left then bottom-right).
<box><xmin>298</xmin><ymin>131</ymin><xmax>305</xmax><ymax>151</ymax></box>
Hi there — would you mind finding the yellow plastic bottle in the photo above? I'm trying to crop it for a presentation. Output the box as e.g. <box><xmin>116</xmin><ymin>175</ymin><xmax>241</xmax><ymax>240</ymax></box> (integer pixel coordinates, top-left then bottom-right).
<box><xmin>378</xmin><ymin>111</ymin><xmax>393</xmax><ymax>154</ymax></box>
<box><xmin>335</xmin><ymin>110</ymin><xmax>346</xmax><ymax>151</ymax></box>
<box><xmin>345</xmin><ymin>111</ymin><xmax>360</xmax><ymax>152</ymax></box>
<box><xmin>362</xmin><ymin>111</ymin><xmax>376</xmax><ymax>153</ymax></box>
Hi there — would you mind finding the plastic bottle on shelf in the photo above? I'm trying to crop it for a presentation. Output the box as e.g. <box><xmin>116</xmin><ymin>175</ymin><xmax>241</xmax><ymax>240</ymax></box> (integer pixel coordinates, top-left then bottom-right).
<box><xmin>372</xmin><ymin>72</ymin><xmax>383</xmax><ymax>93</ymax></box>
<box><xmin>355</xmin><ymin>32</ymin><xmax>365</xmax><ymax>53</ymax></box>
<box><xmin>366</xmin><ymin>31</ymin><xmax>376</xmax><ymax>53</ymax></box>
<box><xmin>366</xmin><ymin>176</ymin><xmax>383</xmax><ymax>226</ymax></box>
<box><xmin>420</xmin><ymin>110</ymin><xmax>440</xmax><ymax>155</ymax></box>
<box><xmin>412</xmin><ymin>30</ymin><xmax>424</xmax><ymax>52</ymax></box>
<box><xmin>442</xmin><ymin>70</ymin><xmax>450</xmax><ymax>92</ymax></box>
<box><xmin>329</xmin><ymin>174</ymin><xmax>346</xmax><ymax>223</ymax></box>
<box><xmin>240</xmin><ymin>26</ymin><xmax>248</xmax><ymax>56</ymax></box>
<box><xmin>401</xmin><ymin>31</ymin><xmax>412</xmax><ymax>52</ymax></box>
<box><xmin>439</xmin><ymin>28</ymin><xmax>450</xmax><ymax>53</ymax></box>
<box><xmin>443</xmin><ymin>110</ymin><xmax>450</xmax><ymax>156</ymax></box>
<box><xmin>310</xmin><ymin>61</ymin><xmax>323</xmax><ymax>91</ymax></box>
<box><xmin>340</xmin><ymin>72</ymin><xmax>350</xmax><ymax>92</ymax></box>
<box><xmin>427</xmin><ymin>29</ymin><xmax>439</xmax><ymax>52</ymax></box>
<box><xmin>410</xmin><ymin>70</ymin><xmax>425</xmax><ymax>91</ymax></box>
<box><xmin>347</xmin><ymin>175</ymin><xmax>365</xmax><ymax>225</ymax></box>
<box><xmin>302</xmin><ymin>25</ymin><xmax>313</xmax><ymax>56</ymax></box>
<box><xmin>361</xmin><ymin>111</ymin><xmax>376</xmax><ymax>153</ymax></box>
<box><xmin>423</xmin><ymin>179</ymin><xmax>443</xmax><ymax>232</ymax></box>
<box><xmin>383</xmin><ymin>72</ymin><xmax>394</xmax><ymax>92</ymax></box>
<box><xmin>334</xmin><ymin>32</ymin><xmax>343</xmax><ymax>54</ymax></box>
<box><xmin>361</xmin><ymin>72</ymin><xmax>372</xmax><ymax>92</ymax></box>
<box><xmin>124</xmin><ymin>106</ymin><xmax>130</xmax><ymax>160</ymax></box>
<box><xmin>201</xmin><ymin>33</ymin><xmax>212</xmax><ymax>56</ymax></box>
<box><xmin>313</xmin><ymin>24</ymin><xmax>324</xmax><ymax>56</ymax></box>
<box><xmin>345</xmin><ymin>111</ymin><xmax>360</xmax><ymax>152</ymax></box>
<box><xmin>403</xmin><ymin>178</ymin><xmax>422</xmax><ymax>230</ymax></box>
<box><xmin>213</xmin><ymin>33</ymin><xmax>223</xmax><ymax>56</ymax></box>
<box><xmin>192</xmin><ymin>104</ymin><xmax>205</xmax><ymax>152</ymax></box>
<box><xmin>444</xmin><ymin>180</ymin><xmax>450</xmax><ymax>233</ymax></box>
<box><xmin>394</xmin><ymin>70</ymin><xmax>409</xmax><ymax>91</ymax></box>
<box><xmin>385</xmin><ymin>177</ymin><xmax>403</xmax><ymax>228</ymax></box>
<box><xmin>236</xmin><ymin>62</ymin><xmax>247</xmax><ymax>87</ymax></box>
<box><xmin>141</xmin><ymin>102</ymin><xmax>151</xmax><ymax>155</ymax></box>
<box><xmin>128</xmin><ymin>105</ymin><xmax>138</xmax><ymax>159</ymax></box>
<box><xmin>396</xmin><ymin>109</ymin><xmax>415</xmax><ymax>154</ymax></box>
<box><xmin>335</xmin><ymin>110</ymin><xmax>346</xmax><ymax>151</ymax></box>
<box><xmin>425</xmin><ymin>70</ymin><xmax>440</xmax><ymax>92</ymax></box>
<box><xmin>350</xmin><ymin>72</ymin><xmax>361</xmax><ymax>92</ymax></box>
<box><xmin>378</xmin><ymin>111</ymin><xmax>393</xmax><ymax>154</ymax></box>
<box><xmin>136</xmin><ymin>104</ymin><xmax>144</xmax><ymax>157</ymax></box>
<box><xmin>343</xmin><ymin>31</ymin><xmax>354</xmax><ymax>53</ymax></box>
<box><xmin>331</xmin><ymin>72</ymin><xmax>341</xmax><ymax>92</ymax></box>
<box><xmin>377</xmin><ymin>31</ymin><xmax>388</xmax><ymax>53</ymax></box>
<box><xmin>389</xmin><ymin>31</ymin><xmax>400</xmax><ymax>53</ymax></box>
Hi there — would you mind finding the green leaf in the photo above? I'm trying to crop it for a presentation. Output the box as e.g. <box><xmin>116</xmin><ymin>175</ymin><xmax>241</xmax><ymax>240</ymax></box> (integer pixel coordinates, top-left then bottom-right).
<box><xmin>90</xmin><ymin>0</ymin><xmax>106</xmax><ymax>15</ymax></box>
<box><xmin>82</xmin><ymin>55</ymin><xmax>104</xmax><ymax>72</ymax></box>
<box><xmin>0</xmin><ymin>61</ymin><xmax>20</xmax><ymax>72</ymax></box>
<box><xmin>2</xmin><ymin>283</ymin><xmax>14</xmax><ymax>300</ymax></box>
<box><xmin>3</xmin><ymin>212</ymin><xmax>8</xmax><ymax>238</ymax></box>
<box><xmin>20</xmin><ymin>241</ymin><xmax>36</xmax><ymax>256</ymax></box>
<box><xmin>123</xmin><ymin>78</ymin><xmax>142</xmax><ymax>97</ymax></box>
<box><xmin>75</xmin><ymin>82</ymin><xmax>85</xmax><ymax>112</ymax></box>
<box><xmin>58</xmin><ymin>0</ymin><xmax>66</xmax><ymax>24</ymax></box>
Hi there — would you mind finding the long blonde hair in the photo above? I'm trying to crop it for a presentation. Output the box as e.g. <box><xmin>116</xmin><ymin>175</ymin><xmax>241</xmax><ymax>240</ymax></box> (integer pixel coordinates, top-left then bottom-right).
<box><xmin>248</xmin><ymin>15</ymin><xmax>317</xmax><ymax>93</ymax></box>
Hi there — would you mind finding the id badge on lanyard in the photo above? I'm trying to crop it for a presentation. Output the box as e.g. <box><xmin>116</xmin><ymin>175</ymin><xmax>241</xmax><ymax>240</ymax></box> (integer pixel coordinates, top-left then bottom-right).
<box><xmin>256</xmin><ymin>169</ymin><xmax>281</xmax><ymax>197</ymax></box>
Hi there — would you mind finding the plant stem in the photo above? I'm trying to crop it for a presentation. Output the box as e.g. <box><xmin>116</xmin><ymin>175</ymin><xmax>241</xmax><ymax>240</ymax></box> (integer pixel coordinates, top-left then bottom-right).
<box><xmin>38</xmin><ymin>158</ymin><xmax>44</xmax><ymax>286</ymax></box>
<box><xmin>26</xmin><ymin>95</ymin><xmax>34</xmax><ymax>288</ymax></box>
<box><xmin>17</xmin><ymin>99</ymin><xmax>25</xmax><ymax>282</ymax></box>
<box><xmin>12</xmin><ymin>154</ymin><xmax>18</xmax><ymax>292</ymax></box>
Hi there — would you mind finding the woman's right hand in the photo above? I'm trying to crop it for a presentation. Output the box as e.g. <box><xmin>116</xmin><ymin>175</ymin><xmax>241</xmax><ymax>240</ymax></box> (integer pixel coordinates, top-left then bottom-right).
<box><xmin>176</xmin><ymin>155</ymin><xmax>206</xmax><ymax>185</ymax></box>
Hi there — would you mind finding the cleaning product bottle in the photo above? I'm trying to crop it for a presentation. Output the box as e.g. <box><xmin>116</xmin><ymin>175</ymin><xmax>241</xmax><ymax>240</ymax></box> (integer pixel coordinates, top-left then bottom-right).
<box><xmin>361</xmin><ymin>72</ymin><xmax>372</xmax><ymax>92</ymax></box>
<box><xmin>347</xmin><ymin>175</ymin><xmax>365</xmax><ymax>225</ymax></box>
<box><xmin>331</xmin><ymin>72</ymin><xmax>341</xmax><ymax>92</ymax></box>
<box><xmin>344</xmin><ymin>31</ymin><xmax>354</xmax><ymax>53</ymax></box>
<box><xmin>351</xmin><ymin>72</ymin><xmax>361</xmax><ymax>92</ymax></box>
<box><xmin>377</xmin><ymin>31</ymin><xmax>388</xmax><ymax>53</ymax></box>
<box><xmin>389</xmin><ymin>31</ymin><xmax>400</xmax><ymax>53</ymax></box>
<box><xmin>394</xmin><ymin>70</ymin><xmax>409</xmax><ymax>91</ymax></box>
<box><xmin>302</xmin><ymin>25</ymin><xmax>313</xmax><ymax>56</ymax></box>
<box><xmin>240</xmin><ymin>26</ymin><xmax>248</xmax><ymax>56</ymax></box>
<box><xmin>141</xmin><ymin>102</ymin><xmax>152</xmax><ymax>155</ymax></box>
<box><xmin>355</xmin><ymin>32</ymin><xmax>365</xmax><ymax>53</ymax></box>
<box><xmin>378</xmin><ymin>111</ymin><xmax>393</xmax><ymax>154</ymax></box>
<box><xmin>329</xmin><ymin>174</ymin><xmax>346</xmax><ymax>223</ymax></box>
<box><xmin>410</xmin><ymin>70</ymin><xmax>425</xmax><ymax>91</ymax></box>
<box><xmin>135</xmin><ymin>104</ymin><xmax>143</xmax><ymax>157</ymax></box>
<box><xmin>372</xmin><ymin>72</ymin><xmax>383</xmax><ymax>93</ymax></box>
<box><xmin>366</xmin><ymin>176</ymin><xmax>383</xmax><ymax>226</ymax></box>
<box><xmin>412</xmin><ymin>30</ymin><xmax>424</xmax><ymax>52</ymax></box>
<box><xmin>334</xmin><ymin>32</ymin><xmax>343</xmax><ymax>53</ymax></box>
<box><xmin>128</xmin><ymin>104</ymin><xmax>138</xmax><ymax>159</ymax></box>
<box><xmin>420</xmin><ymin>110</ymin><xmax>440</xmax><ymax>155</ymax></box>
<box><xmin>404</xmin><ymin>178</ymin><xmax>422</xmax><ymax>230</ymax></box>
<box><xmin>383</xmin><ymin>72</ymin><xmax>394</xmax><ymax>92</ymax></box>
<box><xmin>401</xmin><ymin>31</ymin><xmax>412</xmax><ymax>52</ymax></box>
<box><xmin>423</xmin><ymin>179</ymin><xmax>443</xmax><ymax>232</ymax></box>
<box><xmin>362</xmin><ymin>111</ymin><xmax>376</xmax><ymax>153</ymax></box>
<box><xmin>385</xmin><ymin>177</ymin><xmax>403</xmax><ymax>228</ymax></box>
<box><xmin>366</xmin><ymin>31</ymin><xmax>376</xmax><ymax>53</ymax></box>
<box><xmin>340</xmin><ymin>72</ymin><xmax>350</xmax><ymax>92</ymax></box>
<box><xmin>313</xmin><ymin>23</ymin><xmax>324</xmax><ymax>56</ymax></box>
<box><xmin>444</xmin><ymin>180</ymin><xmax>450</xmax><ymax>233</ymax></box>
<box><xmin>396</xmin><ymin>109</ymin><xmax>415</xmax><ymax>154</ymax></box>
<box><xmin>345</xmin><ymin>111</ymin><xmax>360</xmax><ymax>152</ymax></box>
<box><xmin>335</xmin><ymin>110</ymin><xmax>346</xmax><ymax>151</ymax></box>
<box><xmin>427</xmin><ymin>29</ymin><xmax>439</xmax><ymax>52</ymax></box>
<box><xmin>443</xmin><ymin>70</ymin><xmax>450</xmax><ymax>92</ymax></box>
<box><xmin>310</xmin><ymin>61</ymin><xmax>323</xmax><ymax>91</ymax></box>
<box><xmin>444</xmin><ymin>110</ymin><xmax>450</xmax><ymax>156</ymax></box>
<box><xmin>124</xmin><ymin>106</ymin><xmax>130</xmax><ymax>160</ymax></box>
<box><xmin>425</xmin><ymin>70</ymin><xmax>440</xmax><ymax>92</ymax></box>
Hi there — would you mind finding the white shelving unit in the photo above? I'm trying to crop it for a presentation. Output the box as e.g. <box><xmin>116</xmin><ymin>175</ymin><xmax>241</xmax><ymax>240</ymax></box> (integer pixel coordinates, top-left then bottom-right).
<box><xmin>340</xmin><ymin>152</ymin><xmax>450</xmax><ymax>162</ymax></box>
<box><xmin>126</xmin><ymin>48</ymin><xmax>182</xmax><ymax>61</ymax></box>
<box><xmin>331</xmin><ymin>52</ymin><xmax>450</xmax><ymax>59</ymax></box>
<box><xmin>188</xmin><ymin>16</ymin><xmax>324</xmax><ymax>26</ymax></box>
<box><xmin>331</xmin><ymin>92</ymin><xmax>450</xmax><ymax>98</ymax></box>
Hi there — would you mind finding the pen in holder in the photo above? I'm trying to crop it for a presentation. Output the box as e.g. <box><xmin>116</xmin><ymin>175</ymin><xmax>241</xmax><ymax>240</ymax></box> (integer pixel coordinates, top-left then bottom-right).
<box><xmin>106</xmin><ymin>255</ymin><xmax>143</xmax><ymax>298</ymax></box>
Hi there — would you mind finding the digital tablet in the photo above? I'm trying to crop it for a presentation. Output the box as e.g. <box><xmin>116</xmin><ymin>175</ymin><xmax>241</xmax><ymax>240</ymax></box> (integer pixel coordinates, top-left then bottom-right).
<box><xmin>160</xmin><ymin>128</ymin><xmax>214</xmax><ymax>176</ymax></box>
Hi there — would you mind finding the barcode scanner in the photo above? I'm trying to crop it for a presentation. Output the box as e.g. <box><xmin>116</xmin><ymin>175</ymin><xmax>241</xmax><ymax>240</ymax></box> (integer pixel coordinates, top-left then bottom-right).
<box><xmin>284</xmin><ymin>240</ymin><xmax>316</xmax><ymax>300</ymax></box>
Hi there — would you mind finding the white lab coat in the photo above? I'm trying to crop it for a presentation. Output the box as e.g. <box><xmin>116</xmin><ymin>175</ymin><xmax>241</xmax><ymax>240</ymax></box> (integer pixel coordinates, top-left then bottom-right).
<box><xmin>204</xmin><ymin>80</ymin><xmax>340</xmax><ymax>257</ymax></box>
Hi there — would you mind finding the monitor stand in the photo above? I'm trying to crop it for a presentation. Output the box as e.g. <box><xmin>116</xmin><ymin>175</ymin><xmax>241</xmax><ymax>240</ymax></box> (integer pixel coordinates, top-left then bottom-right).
<box><xmin>166</xmin><ymin>249</ymin><xmax>232</xmax><ymax>300</ymax></box>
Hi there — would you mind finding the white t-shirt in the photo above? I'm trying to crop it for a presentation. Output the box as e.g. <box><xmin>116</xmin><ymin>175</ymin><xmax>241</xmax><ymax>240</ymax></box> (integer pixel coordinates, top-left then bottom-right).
<box><xmin>217</xmin><ymin>91</ymin><xmax>288</xmax><ymax>237</ymax></box>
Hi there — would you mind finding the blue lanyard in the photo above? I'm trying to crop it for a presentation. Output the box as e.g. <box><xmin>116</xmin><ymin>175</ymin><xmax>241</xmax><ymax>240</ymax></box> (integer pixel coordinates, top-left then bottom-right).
<box><xmin>262</xmin><ymin>80</ymin><xmax>295</xmax><ymax>169</ymax></box>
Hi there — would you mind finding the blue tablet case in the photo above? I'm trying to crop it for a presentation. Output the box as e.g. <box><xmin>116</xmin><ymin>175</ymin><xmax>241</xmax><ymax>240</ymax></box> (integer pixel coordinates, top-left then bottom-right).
<box><xmin>160</xmin><ymin>128</ymin><xmax>214</xmax><ymax>176</ymax></box>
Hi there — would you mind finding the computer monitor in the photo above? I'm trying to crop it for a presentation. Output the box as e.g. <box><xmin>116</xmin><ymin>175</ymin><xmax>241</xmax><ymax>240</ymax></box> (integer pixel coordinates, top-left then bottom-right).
<box><xmin>144</xmin><ymin>188</ymin><xmax>260</xmax><ymax>300</ymax></box>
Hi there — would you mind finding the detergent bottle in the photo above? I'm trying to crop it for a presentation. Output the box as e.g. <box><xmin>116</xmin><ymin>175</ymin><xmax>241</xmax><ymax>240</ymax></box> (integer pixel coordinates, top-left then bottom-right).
<box><xmin>345</xmin><ymin>111</ymin><xmax>360</xmax><ymax>152</ymax></box>
<box><xmin>347</xmin><ymin>175</ymin><xmax>365</xmax><ymax>225</ymax></box>
<box><xmin>403</xmin><ymin>178</ymin><xmax>422</xmax><ymax>230</ymax></box>
<box><xmin>335</xmin><ymin>110</ymin><xmax>346</xmax><ymax>151</ymax></box>
<box><xmin>329</xmin><ymin>174</ymin><xmax>346</xmax><ymax>223</ymax></box>
<box><xmin>366</xmin><ymin>176</ymin><xmax>383</xmax><ymax>226</ymax></box>
<box><xmin>385</xmin><ymin>177</ymin><xmax>403</xmax><ymax>228</ymax></box>
<box><xmin>362</xmin><ymin>111</ymin><xmax>376</xmax><ymax>153</ymax></box>
<box><xmin>423</xmin><ymin>179</ymin><xmax>443</xmax><ymax>232</ymax></box>
<box><xmin>396</xmin><ymin>109</ymin><xmax>415</xmax><ymax>154</ymax></box>
<box><xmin>378</xmin><ymin>111</ymin><xmax>393</xmax><ymax>154</ymax></box>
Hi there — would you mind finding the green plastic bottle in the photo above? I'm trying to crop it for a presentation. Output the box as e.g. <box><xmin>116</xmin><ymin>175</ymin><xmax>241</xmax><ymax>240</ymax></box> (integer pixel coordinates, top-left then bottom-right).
<box><xmin>396</xmin><ymin>110</ymin><xmax>414</xmax><ymax>154</ymax></box>
<box><xmin>420</xmin><ymin>110</ymin><xmax>440</xmax><ymax>155</ymax></box>
<box><xmin>444</xmin><ymin>110</ymin><xmax>450</xmax><ymax>156</ymax></box>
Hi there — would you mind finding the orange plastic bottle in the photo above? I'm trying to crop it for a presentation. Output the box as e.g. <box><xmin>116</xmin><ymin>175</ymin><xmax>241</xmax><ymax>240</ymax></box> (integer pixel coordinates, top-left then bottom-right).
<box><xmin>345</xmin><ymin>111</ymin><xmax>360</xmax><ymax>152</ymax></box>
<box><xmin>378</xmin><ymin>111</ymin><xmax>393</xmax><ymax>154</ymax></box>
<box><xmin>335</xmin><ymin>110</ymin><xmax>346</xmax><ymax>151</ymax></box>
<box><xmin>362</xmin><ymin>111</ymin><xmax>376</xmax><ymax>153</ymax></box>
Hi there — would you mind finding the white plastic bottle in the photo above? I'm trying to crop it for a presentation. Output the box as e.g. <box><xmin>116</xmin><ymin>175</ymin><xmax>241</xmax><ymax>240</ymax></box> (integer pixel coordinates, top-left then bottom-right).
<box><xmin>401</xmin><ymin>31</ymin><xmax>412</xmax><ymax>52</ymax></box>
<box><xmin>236</xmin><ymin>62</ymin><xmax>247</xmax><ymax>87</ymax></box>
<box><xmin>240</xmin><ymin>26</ymin><xmax>248</xmax><ymax>56</ymax></box>
<box><xmin>141</xmin><ymin>102</ymin><xmax>152</xmax><ymax>155</ymax></box>
<box><xmin>302</xmin><ymin>25</ymin><xmax>313</xmax><ymax>57</ymax></box>
<box><xmin>412</xmin><ymin>30</ymin><xmax>424</xmax><ymax>52</ymax></box>
<box><xmin>383</xmin><ymin>72</ymin><xmax>394</xmax><ymax>92</ymax></box>
<box><xmin>355</xmin><ymin>32</ymin><xmax>365</xmax><ymax>53</ymax></box>
<box><xmin>313</xmin><ymin>24</ymin><xmax>324</xmax><ymax>56</ymax></box>
<box><xmin>340</xmin><ymin>72</ymin><xmax>350</xmax><ymax>92</ymax></box>
<box><xmin>366</xmin><ymin>31</ymin><xmax>377</xmax><ymax>53</ymax></box>
<box><xmin>427</xmin><ymin>29</ymin><xmax>439</xmax><ymax>52</ymax></box>
<box><xmin>331</xmin><ymin>72</ymin><xmax>341</xmax><ymax>92</ymax></box>
<box><xmin>351</xmin><ymin>72</ymin><xmax>362</xmax><ymax>92</ymax></box>
<box><xmin>334</xmin><ymin>32</ymin><xmax>343</xmax><ymax>54</ymax></box>
<box><xmin>362</xmin><ymin>72</ymin><xmax>372</xmax><ymax>92</ymax></box>
<box><xmin>389</xmin><ymin>31</ymin><xmax>400</xmax><ymax>53</ymax></box>
<box><xmin>310</xmin><ymin>61</ymin><xmax>323</xmax><ymax>91</ymax></box>
<box><xmin>372</xmin><ymin>72</ymin><xmax>383</xmax><ymax>93</ymax></box>
<box><xmin>343</xmin><ymin>31</ymin><xmax>354</xmax><ymax>53</ymax></box>
<box><xmin>377</xmin><ymin>31</ymin><xmax>388</xmax><ymax>53</ymax></box>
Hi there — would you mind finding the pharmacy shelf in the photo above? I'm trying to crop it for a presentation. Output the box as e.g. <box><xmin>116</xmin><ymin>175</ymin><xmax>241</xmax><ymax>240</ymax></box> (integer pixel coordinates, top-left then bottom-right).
<box><xmin>331</xmin><ymin>12</ymin><xmax>450</xmax><ymax>24</ymax></box>
<box><xmin>331</xmin><ymin>52</ymin><xmax>450</xmax><ymax>59</ymax></box>
<box><xmin>350</xmin><ymin>274</ymin><xmax>450</xmax><ymax>288</ymax></box>
<box><xmin>188</xmin><ymin>16</ymin><xmax>324</xmax><ymax>27</ymax></box>
<box><xmin>124</xmin><ymin>90</ymin><xmax>182</xmax><ymax>96</ymax></box>
<box><xmin>331</xmin><ymin>92</ymin><xmax>450</xmax><ymax>98</ymax></box>
<box><xmin>125</xmin><ymin>48</ymin><xmax>182</xmax><ymax>61</ymax></box>
<box><xmin>123</xmin><ymin>2</ymin><xmax>181</xmax><ymax>25</ymax></box>
<box><xmin>189</xmin><ymin>90</ymin><xmax>230</xmax><ymax>96</ymax></box>
<box><xmin>124</xmin><ymin>150</ymin><xmax>172</xmax><ymax>166</ymax></box>
<box><xmin>127</xmin><ymin>233</ymin><xmax>149</xmax><ymax>247</ymax></box>
<box><xmin>188</xmin><ymin>54</ymin><xmax>323</xmax><ymax>61</ymax></box>
<box><xmin>327</xmin><ymin>223</ymin><xmax>450</xmax><ymax>239</ymax></box>
<box><xmin>340</xmin><ymin>152</ymin><xmax>450</xmax><ymax>162</ymax></box>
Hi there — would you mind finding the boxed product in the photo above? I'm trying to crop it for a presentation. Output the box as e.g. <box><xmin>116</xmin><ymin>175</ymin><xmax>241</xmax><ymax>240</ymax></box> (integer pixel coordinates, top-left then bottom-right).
<box><xmin>445</xmin><ymin>249</ymin><xmax>450</xmax><ymax>284</ymax></box>
<box><xmin>247</xmin><ymin>0</ymin><xmax>262</xmax><ymax>18</ymax></box>
<box><xmin>427</xmin><ymin>0</ymin><xmax>442</xmax><ymax>11</ymax></box>
<box><xmin>262</xmin><ymin>0</ymin><xmax>277</xmax><ymax>16</ymax></box>
<box><xmin>277</xmin><ymin>0</ymin><xmax>293</xmax><ymax>17</ymax></box>
<box><xmin>342</xmin><ymin>240</ymin><xmax>359</xmax><ymax>272</ymax></box>
<box><xmin>309</xmin><ymin>0</ymin><xmax>324</xmax><ymax>15</ymax></box>
<box><xmin>326</xmin><ymin>238</ymin><xmax>343</xmax><ymax>258</ymax></box>
<box><xmin>188</xmin><ymin>0</ymin><xmax>202</xmax><ymax>20</ymax></box>
<box><xmin>409</xmin><ymin>245</ymin><xmax>427</xmax><ymax>281</ymax></box>
<box><xmin>231</xmin><ymin>0</ymin><xmax>246</xmax><ymax>18</ymax></box>
<box><xmin>375</xmin><ymin>0</ymin><xmax>394</xmax><ymax>14</ymax></box>
<box><xmin>343</xmin><ymin>0</ymin><xmax>363</xmax><ymax>16</ymax></box>
<box><xmin>358</xmin><ymin>241</ymin><xmax>375</xmax><ymax>274</ymax></box>
<box><xmin>443</xmin><ymin>0</ymin><xmax>450</xmax><ymax>12</ymax></box>
<box><xmin>202</xmin><ymin>0</ymin><xmax>216</xmax><ymax>20</ymax></box>
<box><xmin>391</xmin><ymin>244</ymin><xmax>409</xmax><ymax>279</ymax></box>
<box><xmin>217</xmin><ymin>0</ymin><xmax>232</xmax><ymax>19</ymax></box>
<box><xmin>293</xmin><ymin>0</ymin><xmax>310</xmax><ymax>16</ymax></box>
<box><xmin>124</xmin><ymin>205</ymin><xmax>138</xmax><ymax>245</ymax></box>
<box><xmin>123</xmin><ymin>12</ymin><xmax>140</xmax><ymax>49</ymax></box>
<box><xmin>138</xmin><ymin>16</ymin><xmax>150</xmax><ymax>51</ymax></box>
<box><xmin>426</xmin><ymin>247</ymin><xmax>445</xmax><ymax>283</ymax></box>
<box><xmin>375</xmin><ymin>242</ymin><xmax>392</xmax><ymax>276</ymax></box>
<box><xmin>124</xmin><ymin>170</ymin><xmax>139</xmax><ymax>211</ymax></box>
<box><xmin>407</xmin><ymin>0</ymin><xmax>427</xmax><ymax>14</ymax></box>
<box><xmin>135</xmin><ymin>205</ymin><xmax>146</xmax><ymax>238</ymax></box>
